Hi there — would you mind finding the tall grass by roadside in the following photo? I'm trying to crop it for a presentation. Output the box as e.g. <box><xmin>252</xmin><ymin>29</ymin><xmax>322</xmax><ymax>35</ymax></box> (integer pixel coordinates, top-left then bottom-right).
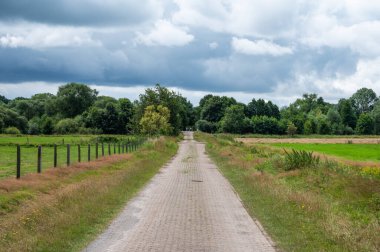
<box><xmin>195</xmin><ymin>132</ymin><xmax>380</xmax><ymax>252</ymax></box>
<box><xmin>0</xmin><ymin>137</ymin><xmax>178</xmax><ymax>252</ymax></box>
<box><xmin>283</xmin><ymin>149</ymin><xmax>320</xmax><ymax>171</ymax></box>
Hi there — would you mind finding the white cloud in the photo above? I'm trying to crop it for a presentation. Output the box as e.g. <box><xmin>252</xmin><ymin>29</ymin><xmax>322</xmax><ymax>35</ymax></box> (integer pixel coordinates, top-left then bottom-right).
<box><xmin>172</xmin><ymin>0</ymin><xmax>299</xmax><ymax>38</ymax></box>
<box><xmin>135</xmin><ymin>20</ymin><xmax>194</xmax><ymax>47</ymax></box>
<box><xmin>209</xmin><ymin>42</ymin><xmax>218</xmax><ymax>49</ymax></box>
<box><xmin>232</xmin><ymin>37</ymin><xmax>293</xmax><ymax>56</ymax></box>
<box><xmin>0</xmin><ymin>22</ymin><xmax>101</xmax><ymax>49</ymax></box>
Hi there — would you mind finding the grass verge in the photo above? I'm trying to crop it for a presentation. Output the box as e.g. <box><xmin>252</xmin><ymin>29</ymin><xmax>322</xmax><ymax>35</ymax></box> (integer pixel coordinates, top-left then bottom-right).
<box><xmin>0</xmin><ymin>136</ymin><xmax>178</xmax><ymax>252</ymax></box>
<box><xmin>195</xmin><ymin>132</ymin><xmax>380</xmax><ymax>252</ymax></box>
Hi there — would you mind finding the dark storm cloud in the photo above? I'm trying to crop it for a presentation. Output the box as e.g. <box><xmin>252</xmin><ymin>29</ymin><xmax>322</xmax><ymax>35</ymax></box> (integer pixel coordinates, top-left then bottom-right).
<box><xmin>0</xmin><ymin>0</ymin><xmax>160</xmax><ymax>26</ymax></box>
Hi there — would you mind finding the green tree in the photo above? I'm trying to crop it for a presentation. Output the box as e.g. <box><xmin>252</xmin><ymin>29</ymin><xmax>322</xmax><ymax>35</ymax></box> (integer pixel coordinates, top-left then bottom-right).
<box><xmin>350</xmin><ymin>88</ymin><xmax>378</xmax><ymax>115</ymax></box>
<box><xmin>140</xmin><ymin>105</ymin><xmax>171</xmax><ymax>135</ymax></box>
<box><xmin>41</xmin><ymin>116</ymin><xmax>55</xmax><ymax>135</ymax></box>
<box><xmin>118</xmin><ymin>98</ymin><xmax>134</xmax><ymax>133</ymax></box>
<box><xmin>251</xmin><ymin>116</ymin><xmax>280</xmax><ymax>134</ymax></box>
<box><xmin>355</xmin><ymin>113</ymin><xmax>374</xmax><ymax>135</ymax></box>
<box><xmin>287</xmin><ymin>122</ymin><xmax>297</xmax><ymax>137</ymax></box>
<box><xmin>136</xmin><ymin>85</ymin><xmax>193</xmax><ymax>135</ymax></box>
<box><xmin>338</xmin><ymin>99</ymin><xmax>356</xmax><ymax>129</ymax></box>
<box><xmin>220</xmin><ymin>105</ymin><xmax>247</xmax><ymax>133</ymax></box>
<box><xmin>55</xmin><ymin>118</ymin><xmax>80</xmax><ymax>134</ymax></box>
<box><xmin>56</xmin><ymin>83</ymin><xmax>98</xmax><ymax>118</ymax></box>
<box><xmin>200</xmin><ymin>96</ymin><xmax>236</xmax><ymax>123</ymax></box>
<box><xmin>195</xmin><ymin>120</ymin><xmax>218</xmax><ymax>133</ymax></box>
<box><xmin>372</xmin><ymin>102</ymin><xmax>380</xmax><ymax>135</ymax></box>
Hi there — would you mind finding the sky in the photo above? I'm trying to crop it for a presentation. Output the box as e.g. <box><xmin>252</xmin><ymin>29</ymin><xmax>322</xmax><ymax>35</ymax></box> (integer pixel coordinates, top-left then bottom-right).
<box><xmin>0</xmin><ymin>0</ymin><xmax>380</xmax><ymax>106</ymax></box>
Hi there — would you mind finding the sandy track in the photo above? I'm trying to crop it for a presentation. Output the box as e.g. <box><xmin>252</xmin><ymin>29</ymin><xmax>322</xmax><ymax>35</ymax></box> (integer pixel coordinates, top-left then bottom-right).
<box><xmin>236</xmin><ymin>137</ymin><xmax>380</xmax><ymax>144</ymax></box>
<box><xmin>84</xmin><ymin>132</ymin><xmax>275</xmax><ymax>252</ymax></box>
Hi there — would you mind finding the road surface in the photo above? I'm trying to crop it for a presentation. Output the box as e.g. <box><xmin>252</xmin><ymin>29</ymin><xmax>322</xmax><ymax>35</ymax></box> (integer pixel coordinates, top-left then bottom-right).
<box><xmin>85</xmin><ymin>132</ymin><xmax>276</xmax><ymax>252</ymax></box>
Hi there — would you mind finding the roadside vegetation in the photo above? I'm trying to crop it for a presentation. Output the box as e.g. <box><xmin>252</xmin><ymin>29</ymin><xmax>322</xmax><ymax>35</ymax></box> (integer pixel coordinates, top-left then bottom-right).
<box><xmin>195</xmin><ymin>132</ymin><xmax>380</xmax><ymax>252</ymax></box>
<box><xmin>0</xmin><ymin>136</ymin><xmax>178</xmax><ymax>252</ymax></box>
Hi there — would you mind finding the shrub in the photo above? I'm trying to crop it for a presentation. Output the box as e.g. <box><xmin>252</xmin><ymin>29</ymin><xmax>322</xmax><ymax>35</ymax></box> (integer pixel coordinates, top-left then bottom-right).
<box><xmin>27</xmin><ymin>122</ymin><xmax>40</xmax><ymax>135</ymax></box>
<box><xmin>195</xmin><ymin>120</ymin><xmax>218</xmax><ymax>133</ymax></box>
<box><xmin>286</xmin><ymin>122</ymin><xmax>297</xmax><ymax>137</ymax></box>
<box><xmin>4</xmin><ymin>126</ymin><xmax>21</xmax><ymax>135</ymax></box>
<box><xmin>54</xmin><ymin>118</ymin><xmax>79</xmax><ymax>134</ymax></box>
<box><xmin>284</xmin><ymin>149</ymin><xmax>320</xmax><ymax>171</ymax></box>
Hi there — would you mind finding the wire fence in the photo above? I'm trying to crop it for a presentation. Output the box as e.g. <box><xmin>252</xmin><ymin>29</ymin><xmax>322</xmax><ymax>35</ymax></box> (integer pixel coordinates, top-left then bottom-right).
<box><xmin>7</xmin><ymin>140</ymin><xmax>144</xmax><ymax>179</ymax></box>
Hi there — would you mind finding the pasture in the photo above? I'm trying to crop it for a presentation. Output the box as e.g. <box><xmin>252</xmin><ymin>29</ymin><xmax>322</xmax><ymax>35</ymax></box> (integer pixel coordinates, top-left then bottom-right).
<box><xmin>270</xmin><ymin>143</ymin><xmax>380</xmax><ymax>162</ymax></box>
<box><xmin>0</xmin><ymin>135</ymin><xmax>141</xmax><ymax>179</ymax></box>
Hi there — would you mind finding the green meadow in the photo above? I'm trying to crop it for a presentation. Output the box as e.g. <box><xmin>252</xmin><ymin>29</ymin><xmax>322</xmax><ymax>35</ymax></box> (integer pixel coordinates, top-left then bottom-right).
<box><xmin>271</xmin><ymin>143</ymin><xmax>380</xmax><ymax>162</ymax></box>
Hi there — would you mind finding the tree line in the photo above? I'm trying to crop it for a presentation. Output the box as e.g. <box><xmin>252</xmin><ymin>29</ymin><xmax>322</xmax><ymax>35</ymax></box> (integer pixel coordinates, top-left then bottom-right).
<box><xmin>0</xmin><ymin>83</ymin><xmax>379</xmax><ymax>136</ymax></box>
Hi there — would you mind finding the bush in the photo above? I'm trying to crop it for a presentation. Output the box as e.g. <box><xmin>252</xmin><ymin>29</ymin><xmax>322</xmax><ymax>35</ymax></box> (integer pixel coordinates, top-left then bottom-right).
<box><xmin>4</xmin><ymin>127</ymin><xmax>21</xmax><ymax>135</ymax></box>
<box><xmin>195</xmin><ymin>120</ymin><xmax>218</xmax><ymax>133</ymax></box>
<box><xmin>355</xmin><ymin>113</ymin><xmax>374</xmax><ymax>135</ymax></box>
<box><xmin>251</xmin><ymin>116</ymin><xmax>280</xmax><ymax>134</ymax></box>
<box><xmin>54</xmin><ymin>118</ymin><xmax>79</xmax><ymax>134</ymax></box>
<box><xmin>27</xmin><ymin>122</ymin><xmax>40</xmax><ymax>135</ymax></box>
<box><xmin>284</xmin><ymin>149</ymin><xmax>320</xmax><ymax>171</ymax></box>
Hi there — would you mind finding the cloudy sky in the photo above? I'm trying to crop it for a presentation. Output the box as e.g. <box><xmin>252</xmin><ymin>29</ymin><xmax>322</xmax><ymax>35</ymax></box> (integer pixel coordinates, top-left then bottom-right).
<box><xmin>0</xmin><ymin>0</ymin><xmax>379</xmax><ymax>105</ymax></box>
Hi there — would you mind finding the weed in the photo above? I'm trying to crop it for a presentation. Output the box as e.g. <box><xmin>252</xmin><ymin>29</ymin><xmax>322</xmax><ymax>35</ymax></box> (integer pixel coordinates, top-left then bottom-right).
<box><xmin>284</xmin><ymin>149</ymin><xmax>320</xmax><ymax>171</ymax></box>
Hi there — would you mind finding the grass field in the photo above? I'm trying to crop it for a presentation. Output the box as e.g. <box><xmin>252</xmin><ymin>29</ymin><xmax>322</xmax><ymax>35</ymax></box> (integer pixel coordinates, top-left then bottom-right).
<box><xmin>0</xmin><ymin>135</ymin><xmax>143</xmax><ymax>179</ymax></box>
<box><xmin>271</xmin><ymin>143</ymin><xmax>380</xmax><ymax>162</ymax></box>
<box><xmin>0</xmin><ymin>136</ymin><xmax>179</xmax><ymax>251</ymax></box>
<box><xmin>195</xmin><ymin>133</ymin><xmax>380</xmax><ymax>252</ymax></box>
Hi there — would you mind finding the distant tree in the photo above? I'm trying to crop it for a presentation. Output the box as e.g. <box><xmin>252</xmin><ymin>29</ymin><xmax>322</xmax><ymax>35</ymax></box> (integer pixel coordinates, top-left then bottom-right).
<box><xmin>41</xmin><ymin>116</ymin><xmax>55</xmax><ymax>135</ymax></box>
<box><xmin>200</xmin><ymin>96</ymin><xmax>236</xmax><ymax>123</ymax></box>
<box><xmin>118</xmin><ymin>98</ymin><xmax>134</xmax><ymax>133</ymax></box>
<box><xmin>251</xmin><ymin>116</ymin><xmax>280</xmax><ymax>134</ymax></box>
<box><xmin>287</xmin><ymin>122</ymin><xmax>297</xmax><ymax>137</ymax></box>
<box><xmin>220</xmin><ymin>105</ymin><xmax>247</xmax><ymax>133</ymax></box>
<box><xmin>0</xmin><ymin>106</ymin><xmax>28</xmax><ymax>133</ymax></box>
<box><xmin>103</xmin><ymin>103</ymin><xmax>119</xmax><ymax>134</ymax></box>
<box><xmin>195</xmin><ymin>120</ymin><xmax>218</xmax><ymax>133</ymax></box>
<box><xmin>350</xmin><ymin>88</ymin><xmax>378</xmax><ymax>115</ymax></box>
<box><xmin>93</xmin><ymin>96</ymin><xmax>118</xmax><ymax>108</ymax></box>
<box><xmin>247</xmin><ymin>99</ymin><xmax>280</xmax><ymax>119</ymax></box>
<box><xmin>355</xmin><ymin>113</ymin><xmax>374</xmax><ymax>135</ymax></box>
<box><xmin>55</xmin><ymin>118</ymin><xmax>79</xmax><ymax>134</ymax></box>
<box><xmin>326</xmin><ymin>108</ymin><xmax>341</xmax><ymax>125</ymax></box>
<box><xmin>303</xmin><ymin>119</ymin><xmax>316</xmax><ymax>135</ymax></box>
<box><xmin>0</xmin><ymin>94</ymin><xmax>9</xmax><ymax>104</ymax></box>
<box><xmin>136</xmin><ymin>84</ymin><xmax>193</xmax><ymax>135</ymax></box>
<box><xmin>372</xmin><ymin>102</ymin><xmax>380</xmax><ymax>135</ymax></box>
<box><xmin>140</xmin><ymin>105</ymin><xmax>171</xmax><ymax>135</ymax></box>
<box><xmin>56</xmin><ymin>83</ymin><xmax>98</xmax><ymax>118</ymax></box>
<box><xmin>338</xmin><ymin>99</ymin><xmax>356</xmax><ymax>129</ymax></box>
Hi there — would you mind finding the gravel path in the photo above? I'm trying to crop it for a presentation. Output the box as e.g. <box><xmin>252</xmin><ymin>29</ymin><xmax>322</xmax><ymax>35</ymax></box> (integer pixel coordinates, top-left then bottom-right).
<box><xmin>84</xmin><ymin>132</ymin><xmax>276</xmax><ymax>252</ymax></box>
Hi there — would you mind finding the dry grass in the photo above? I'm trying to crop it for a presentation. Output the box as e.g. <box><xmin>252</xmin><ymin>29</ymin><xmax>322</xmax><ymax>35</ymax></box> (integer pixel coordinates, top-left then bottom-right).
<box><xmin>0</xmin><ymin>137</ymin><xmax>178</xmax><ymax>252</ymax></box>
<box><xmin>196</xmin><ymin>132</ymin><xmax>380</xmax><ymax>252</ymax></box>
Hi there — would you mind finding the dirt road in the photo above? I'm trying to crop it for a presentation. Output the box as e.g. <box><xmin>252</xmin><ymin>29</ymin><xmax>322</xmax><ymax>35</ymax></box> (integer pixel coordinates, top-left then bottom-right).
<box><xmin>84</xmin><ymin>132</ymin><xmax>275</xmax><ymax>252</ymax></box>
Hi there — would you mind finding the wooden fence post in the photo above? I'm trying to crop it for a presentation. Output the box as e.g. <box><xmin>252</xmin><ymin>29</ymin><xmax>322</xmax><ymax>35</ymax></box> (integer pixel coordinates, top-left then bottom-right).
<box><xmin>78</xmin><ymin>144</ymin><xmax>81</xmax><ymax>163</ymax></box>
<box><xmin>16</xmin><ymin>145</ymin><xmax>21</xmax><ymax>179</ymax></box>
<box><xmin>96</xmin><ymin>143</ymin><xmax>98</xmax><ymax>159</ymax></box>
<box><xmin>67</xmin><ymin>144</ymin><xmax>70</xmax><ymax>166</ymax></box>
<box><xmin>88</xmin><ymin>144</ymin><xmax>91</xmax><ymax>162</ymax></box>
<box><xmin>37</xmin><ymin>145</ymin><xmax>42</xmax><ymax>173</ymax></box>
<box><xmin>54</xmin><ymin>144</ymin><xmax>57</xmax><ymax>167</ymax></box>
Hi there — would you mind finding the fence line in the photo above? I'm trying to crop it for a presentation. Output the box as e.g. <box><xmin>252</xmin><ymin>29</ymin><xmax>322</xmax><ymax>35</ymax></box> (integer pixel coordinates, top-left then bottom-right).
<box><xmin>15</xmin><ymin>140</ymin><xmax>144</xmax><ymax>179</ymax></box>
